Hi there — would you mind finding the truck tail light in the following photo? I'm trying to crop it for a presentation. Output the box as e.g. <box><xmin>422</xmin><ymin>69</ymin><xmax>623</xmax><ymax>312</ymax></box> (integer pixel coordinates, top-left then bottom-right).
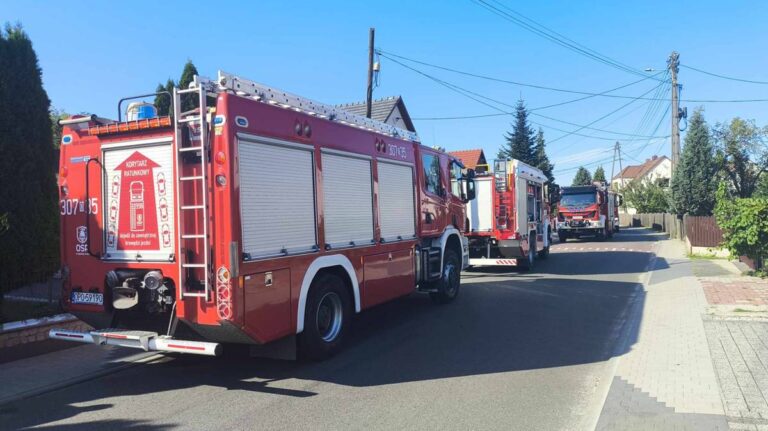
<box><xmin>215</xmin><ymin>151</ymin><xmax>226</xmax><ymax>165</ymax></box>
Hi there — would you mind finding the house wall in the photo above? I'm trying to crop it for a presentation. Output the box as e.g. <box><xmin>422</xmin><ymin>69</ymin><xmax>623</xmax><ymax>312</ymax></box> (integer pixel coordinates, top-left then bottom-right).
<box><xmin>386</xmin><ymin>106</ymin><xmax>410</xmax><ymax>131</ymax></box>
<box><xmin>645</xmin><ymin>159</ymin><xmax>672</xmax><ymax>184</ymax></box>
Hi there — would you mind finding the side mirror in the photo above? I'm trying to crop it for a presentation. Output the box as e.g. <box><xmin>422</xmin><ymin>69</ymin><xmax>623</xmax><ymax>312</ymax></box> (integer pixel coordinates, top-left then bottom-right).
<box><xmin>462</xmin><ymin>169</ymin><xmax>476</xmax><ymax>203</ymax></box>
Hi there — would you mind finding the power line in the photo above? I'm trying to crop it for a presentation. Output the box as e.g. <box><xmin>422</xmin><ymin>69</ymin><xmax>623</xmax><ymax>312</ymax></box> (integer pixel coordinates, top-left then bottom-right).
<box><xmin>378</xmin><ymin>50</ymin><xmax>664</xmax><ymax>99</ymax></box>
<box><xmin>472</xmin><ymin>0</ymin><xmax>659</xmax><ymax>81</ymax></box>
<box><xmin>545</xmin><ymin>82</ymin><xmax>665</xmax><ymax>145</ymax></box>
<box><xmin>378</xmin><ymin>51</ymin><xmax>768</xmax><ymax>103</ymax></box>
<box><xmin>682</xmin><ymin>64</ymin><xmax>768</xmax><ymax>85</ymax></box>
<box><xmin>382</xmin><ymin>54</ymin><xmax>668</xmax><ymax>140</ymax></box>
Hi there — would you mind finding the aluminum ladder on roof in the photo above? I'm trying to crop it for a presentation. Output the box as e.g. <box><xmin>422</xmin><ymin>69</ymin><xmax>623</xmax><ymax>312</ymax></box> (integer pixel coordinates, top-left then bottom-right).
<box><xmin>215</xmin><ymin>70</ymin><xmax>420</xmax><ymax>143</ymax></box>
<box><xmin>173</xmin><ymin>77</ymin><xmax>214</xmax><ymax>299</ymax></box>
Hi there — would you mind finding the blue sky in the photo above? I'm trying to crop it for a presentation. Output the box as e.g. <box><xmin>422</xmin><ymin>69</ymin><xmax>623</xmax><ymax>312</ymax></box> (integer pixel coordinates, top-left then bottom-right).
<box><xmin>5</xmin><ymin>0</ymin><xmax>768</xmax><ymax>185</ymax></box>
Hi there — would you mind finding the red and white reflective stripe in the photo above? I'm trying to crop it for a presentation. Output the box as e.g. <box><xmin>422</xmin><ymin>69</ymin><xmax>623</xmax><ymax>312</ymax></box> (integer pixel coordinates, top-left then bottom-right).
<box><xmin>469</xmin><ymin>258</ymin><xmax>519</xmax><ymax>266</ymax></box>
<box><xmin>49</xmin><ymin>329</ymin><xmax>221</xmax><ymax>356</ymax></box>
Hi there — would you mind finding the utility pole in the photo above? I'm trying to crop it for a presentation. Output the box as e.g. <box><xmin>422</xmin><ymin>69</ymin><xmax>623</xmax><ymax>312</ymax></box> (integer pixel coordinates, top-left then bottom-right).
<box><xmin>366</xmin><ymin>28</ymin><xmax>375</xmax><ymax>119</ymax></box>
<box><xmin>669</xmin><ymin>51</ymin><xmax>681</xmax><ymax>172</ymax></box>
<box><xmin>610</xmin><ymin>141</ymin><xmax>619</xmax><ymax>189</ymax></box>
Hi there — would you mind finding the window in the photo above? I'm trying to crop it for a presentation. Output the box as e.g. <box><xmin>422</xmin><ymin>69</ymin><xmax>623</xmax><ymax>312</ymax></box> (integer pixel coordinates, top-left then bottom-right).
<box><xmin>422</xmin><ymin>154</ymin><xmax>442</xmax><ymax>196</ymax></box>
<box><xmin>450</xmin><ymin>161</ymin><xmax>463</xmax><ymax>197</ymax></box>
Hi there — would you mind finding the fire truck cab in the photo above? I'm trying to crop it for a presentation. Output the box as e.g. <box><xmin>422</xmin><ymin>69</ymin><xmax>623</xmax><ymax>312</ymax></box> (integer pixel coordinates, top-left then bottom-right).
<box><xmin>51</xmin><ymin>71</ymin><xmax>476</xmax><ymax>359</ymax></box>
<box><xmin>556</xmin><ymin>183</ymin><xmax>621</xmax><ymax>241</ymax></box>
<box><xmin>466</xmin><ymin>158</ymin><xmax>551</xmax><ymax>269</ymax></box>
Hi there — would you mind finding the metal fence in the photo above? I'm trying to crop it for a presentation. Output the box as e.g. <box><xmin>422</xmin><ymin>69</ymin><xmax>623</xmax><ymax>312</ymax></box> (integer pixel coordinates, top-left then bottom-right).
<box><xmin>624</xmin><ymin>213</ymin><xmax>685</xmax><ymax>240</ymax></box>
<box><xmin>684</xmin><ymin>215</ymin><xmax>724</xmax><ymax>248</ymax></box>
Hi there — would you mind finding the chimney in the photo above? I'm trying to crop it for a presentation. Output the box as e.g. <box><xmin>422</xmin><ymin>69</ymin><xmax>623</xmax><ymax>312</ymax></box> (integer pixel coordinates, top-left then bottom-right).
<box><xmin>652</xmin><ymin>155</ymin><xmax>658</xmax><ymax>160</ymax></box>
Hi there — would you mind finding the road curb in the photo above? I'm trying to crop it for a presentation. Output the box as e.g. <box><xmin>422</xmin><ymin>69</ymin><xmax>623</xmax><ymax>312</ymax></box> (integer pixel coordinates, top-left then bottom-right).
<box><xmin>0</xmin><ymin>351</ymin><xmax>163</xmax><ymax>406</ymax></box>
<box><xmin>587</xmin><ymin>239</ymin><xmax>661</xmax><ymax>431</ymax></box>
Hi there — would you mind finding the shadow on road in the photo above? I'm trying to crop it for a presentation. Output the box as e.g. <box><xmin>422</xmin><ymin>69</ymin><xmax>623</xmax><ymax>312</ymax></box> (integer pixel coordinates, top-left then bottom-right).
<box><xmin>0</xmin><ymin>231</ymin><xmax>662</xmax><ymax>430</ymax></box>
<box><xmin>1</xmin><ymin>275</ymin><xmax>647</xmax><ymax>430</ymax></box>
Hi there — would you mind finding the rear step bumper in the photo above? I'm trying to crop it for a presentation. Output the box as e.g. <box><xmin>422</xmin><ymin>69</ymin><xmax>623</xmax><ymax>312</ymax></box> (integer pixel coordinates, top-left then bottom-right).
<box><xmin>469</xmin><ymin>258</ymin><xmax>519</xmax><ymax>266</ymax></box>
<box><xmin>49</xmin><ymin>329</ymin><xmax>222</xmax><ymax>356</ymax></box>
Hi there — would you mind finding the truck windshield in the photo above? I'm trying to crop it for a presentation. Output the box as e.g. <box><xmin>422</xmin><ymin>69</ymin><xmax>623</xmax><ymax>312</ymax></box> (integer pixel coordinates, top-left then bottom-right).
<box><xmin>560</xmin><ymin>193</ymin><xmax>596</xmax><ymax>208</ymax></box>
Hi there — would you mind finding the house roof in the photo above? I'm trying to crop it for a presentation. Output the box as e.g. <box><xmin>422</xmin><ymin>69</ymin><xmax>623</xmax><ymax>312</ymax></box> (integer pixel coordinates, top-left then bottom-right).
<box><xmin>612</xmin><ymin>155</ymin><xmax>669</xmax><ymax>181</ymax></box>
<box><xmin>335</xmin><ymin>96</ymin><xmax>416</xmax><ymax>132</ymax></box>
<box><xmin>448</xmin><ymin>149</ymin><xmax>486</xmax><ymax>170</ymax></box>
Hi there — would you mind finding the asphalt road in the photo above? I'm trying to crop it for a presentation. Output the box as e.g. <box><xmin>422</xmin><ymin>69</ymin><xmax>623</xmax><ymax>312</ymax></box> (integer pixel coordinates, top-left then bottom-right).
<box><xmin>0</xmin><ymin>229</ymin><xmax>661</xmax><ymax>431</ymax></box>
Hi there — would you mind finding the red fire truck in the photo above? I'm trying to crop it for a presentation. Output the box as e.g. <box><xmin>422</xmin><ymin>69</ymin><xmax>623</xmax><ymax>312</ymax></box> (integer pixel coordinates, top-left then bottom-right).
<box><xmin>466</xmin><ymin>159</ymin><xmax>551</xmax><ymax>269</ymax></box>
<box><xmin>555</xmin><ymin>183</ymin><xmax>620</xmax><ymax>241</ymax></box>
<box><xmin>50</xmin><ymin>71</ymin><xmax>476</xmax><ymax>359</ymax></box>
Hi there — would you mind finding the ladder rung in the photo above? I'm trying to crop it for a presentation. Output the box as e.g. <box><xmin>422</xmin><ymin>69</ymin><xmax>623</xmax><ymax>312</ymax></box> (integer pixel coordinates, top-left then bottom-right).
<box><xmin>178</xmin><ymin>116</ymin><xmax>201</xmax><ymax>124</ymax></box>
<box><xmin>178</xmin><ymin>146</ymin><xmax>203</xmax><ymax>152</ymax></box>
<box><xmin>178</xmin><ymin>88</ymin><xmax>200</xmax><ymax>95</ymax></box>
<box><xmin>181</xmin><ymin>205</ymin><xmax>204</xmax><ymax>210</ymax></box>
<box><xmin>180</xmin><ymin>176</ymin><xmax>204</xmax><ymax>181</ymax></box>
<box><xmin>182</xmin><ymin>264</ymin><xmax>206</xmax><ymax>268</ymax></box>
<box><xmin>181</xmin><ymin>291</ymin><xmax>207</xmax><ymax>298</ymax></box>
<box><xmin>182</xmin><ymin>234</ymin><xmax>206</xmax><ymax>239</ymax></box>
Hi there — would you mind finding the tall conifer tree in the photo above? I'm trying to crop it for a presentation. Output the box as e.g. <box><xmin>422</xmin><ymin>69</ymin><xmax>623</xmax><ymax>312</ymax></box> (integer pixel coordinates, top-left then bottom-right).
<box><xmin>670</xmin><ymin>109</ymin><xmax>717</xmax><ymax>215</ymax></box>
<box><xmin>572</xmin><ymin>167</ymin><xmax>593</xmax><ymax>186</ymax></box>
<box><xmin>0</xmin><ymin>25</ymin><xmax>58</xmax><ymax>303</ymax></box>
<box><xmin>593</xmin><ymin>166</ymin><xmax>606</xmax><ymax>183</ymax></box>
<box><xmin>499</xmin><ymin>99</ymin><xmax>535</xmax><ymax>165</ymax></box>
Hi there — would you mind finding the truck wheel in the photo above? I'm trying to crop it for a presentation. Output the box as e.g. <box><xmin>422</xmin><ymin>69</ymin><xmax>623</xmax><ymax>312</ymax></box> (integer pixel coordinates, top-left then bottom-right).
<box><xmin>430</xmin><ymin>248</ymin><xmax>460</xmax><ymax>304</ymax></box>
<box><xmin>298</xmin><ymin>272</ymin><xmax>352</xmax><ymax>360</ymax></box>
<box><xmin>558</xmin><ymin>231</ymin><xmax>568</xmax><ymax>243</ymax></box>
<box><xmin>517</xmin><ymin>238</ymin><xmax>535</xmax><ymax>271</ymax></box>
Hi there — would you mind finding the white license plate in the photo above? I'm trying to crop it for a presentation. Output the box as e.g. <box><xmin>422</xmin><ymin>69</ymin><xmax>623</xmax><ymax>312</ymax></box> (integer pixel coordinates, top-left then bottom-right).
<box><xmin>572</xmin><ymin>216</ymin><xmax>583</xmax><ymax>220</ymax></box>
<box><xmin>71</xmin><ymin>292</ymin><xmax>104</xmax><ymax>305</ymax></box>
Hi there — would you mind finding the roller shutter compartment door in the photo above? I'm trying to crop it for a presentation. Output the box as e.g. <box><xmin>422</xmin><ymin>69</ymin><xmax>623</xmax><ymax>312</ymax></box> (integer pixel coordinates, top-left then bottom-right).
<box><xmin>238</xmin><ymin>138</ymin><xmax>316</xmax><ymax>259</ymax></box>
<box><xmin>321</xmin><ymin>151</ymin><xmax>374</xmax><ymax>247</ymax></box>
<box><xmin>377</xmin><ymin>161</ymin><xmax>416</xmax><ymax>242</ymax></box>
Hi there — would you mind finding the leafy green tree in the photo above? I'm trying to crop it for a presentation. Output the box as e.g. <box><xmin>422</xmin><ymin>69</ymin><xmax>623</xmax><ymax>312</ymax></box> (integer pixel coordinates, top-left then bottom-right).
<box><xmin>533</xmin><ymin>128</ymin><xmax>555</xmax><ymax>183</ymax></box>
<box><xmin>593</xmin><ymin>166</ymin><xmax>606</xmax><ymax>183</ymax></box>
<box><xmin>499</xmin><ymin>99</ymin><xmax>535</xmax><ymax>165</ymax></box>
<box><xmin>622</xmin><ymin>179</ymin><xmax>669</xmax><ymax>213</ymax></box>
<box><xmin>50</xmin><ymin>108</ymin><xmax>69</xmax><ymax>149</ymax></box>
<box><xmin>153</xmin><ymin>60</ymin><xmax>200</xmax><ymax>117</ymax></box>
<box><xmin>670</xmin><ymin>109</ymin><xmax>717</xmax><ymax>215</ymax></box>
<box><xmin>178</xmin><ymin>60</ymin><xmax>199</xmax><ymax>113</ymax></box>
<box><xmin>0</xmin><ymin>24</ymin><xmax>59</xmax><ymax>305</ymax></box>
<box><xmin>715</xmin><ymin>182</ymin><xmax>767</xmax><ymax>270</ymax></box>
<box><xmin>755</xmin><ymin>174</ymin><xmax>768</xmax><ymax>199</ymax></box>
<box><xmin>713</xmin><ymin>117</ymin><xmax>768</xmax><ymax>198</ymax></box>
<box><xmin>572</xmin><ymin>167</ymin><xmax>592</xmax><ymax>186</ymax></box>
<box><xmin>154</xmin><ymin>79</ymin><xmax>175</xmax><ymax>117</ymax></box>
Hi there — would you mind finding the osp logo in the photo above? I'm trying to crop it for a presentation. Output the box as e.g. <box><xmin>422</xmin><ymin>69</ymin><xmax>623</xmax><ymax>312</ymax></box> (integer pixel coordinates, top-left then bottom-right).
<box><xmin>75</xmin><ymin>226</ymin><xmax>89</xmax><ymax>255</ymax></box>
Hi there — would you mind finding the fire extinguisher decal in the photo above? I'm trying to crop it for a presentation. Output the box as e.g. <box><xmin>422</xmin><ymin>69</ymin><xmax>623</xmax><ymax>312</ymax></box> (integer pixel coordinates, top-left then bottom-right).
<box><xmin>129</xmin><ymin>181</ymin><xmax>145</xmax><ymax>232</ymax></box>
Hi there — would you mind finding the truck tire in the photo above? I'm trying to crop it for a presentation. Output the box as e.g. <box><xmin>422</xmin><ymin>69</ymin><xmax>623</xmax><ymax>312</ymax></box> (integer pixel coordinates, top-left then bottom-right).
<box><xmin>558</xmin><ymin>230</ymin><xmax>568</xmax><ymax>243</ymax></box>
<box><xmin>430</xmin><ymin>248</ymin><xmax>461</xmax><ymax>304</ymax></box>
<box><xmin>298</xmin><ymin>272</ymin><xmax>352</xmax><ymax>360</ymax></box>
<box><xmin>517</xmin><ymin>237</ymin><xmax>535</xmax><ymax>271</ymax></box>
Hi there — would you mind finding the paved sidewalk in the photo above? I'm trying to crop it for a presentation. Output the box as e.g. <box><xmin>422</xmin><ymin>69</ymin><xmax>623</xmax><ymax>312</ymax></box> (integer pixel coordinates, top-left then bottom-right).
<box><xmin>697</xmin><ymin>258</ymin><xmax>768</xmax><ymax>430</ymax></box>
<box><xmin>597</xmin><ymin>237</ymin><xmax>728</xmax><ymax>430</ymax></box>
<box><xmin>0</xmin><ymin>344</ymin><xmax>158</xmax><ymax>406</ymax></box>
